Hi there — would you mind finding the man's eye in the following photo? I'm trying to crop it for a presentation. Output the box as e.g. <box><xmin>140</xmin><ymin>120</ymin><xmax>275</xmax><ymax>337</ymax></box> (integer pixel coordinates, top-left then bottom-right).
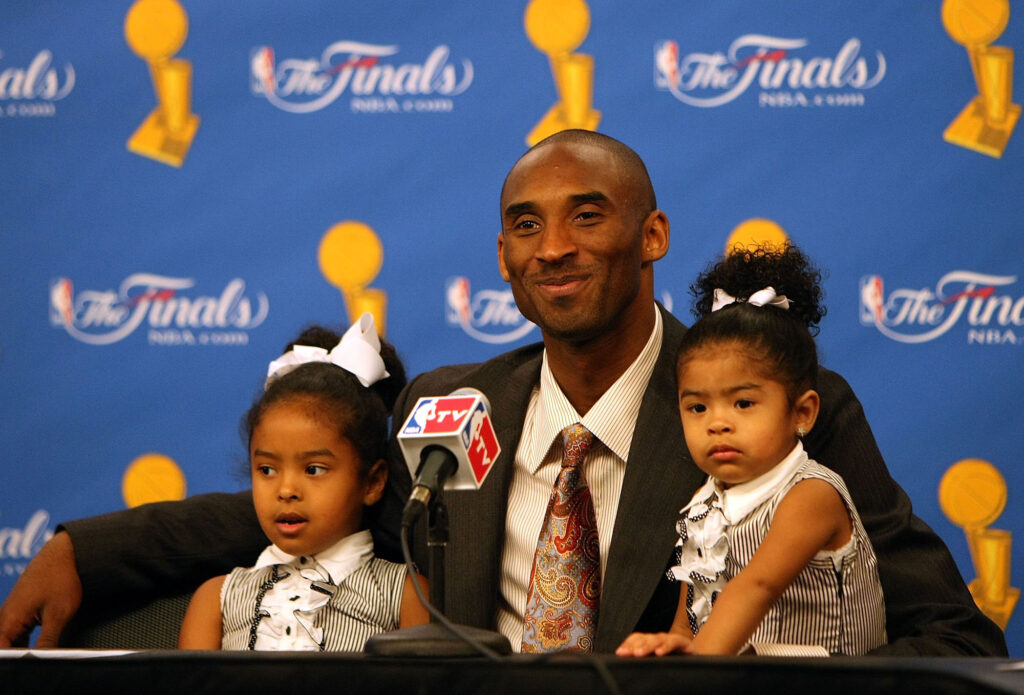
<box><xmin>512</xmin><ymin>219</ymin><xmax>540</xmax><ymax>232</ymax></box>
<box><xmin>575</xmin><ymin>210</ymin><xmax>602</xmax><ymax>224</ymax></box>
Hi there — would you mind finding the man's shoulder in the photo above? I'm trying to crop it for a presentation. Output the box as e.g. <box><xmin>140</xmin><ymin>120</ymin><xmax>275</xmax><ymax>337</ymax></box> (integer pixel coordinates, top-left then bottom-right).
<box><xmin>814</xmin><ymin>364</ymin><xmax>855</xmax><ymax>398</ymax></box>
<box><xmin>407</xmin><ymin>342</ymin><xmax>545</xmax><ymax>397</ymax></box>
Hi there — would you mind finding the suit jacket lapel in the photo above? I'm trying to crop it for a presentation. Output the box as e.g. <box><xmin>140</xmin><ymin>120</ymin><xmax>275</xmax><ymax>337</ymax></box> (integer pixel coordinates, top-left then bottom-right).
<box><xmin>442</xmin><ymin>348</ymin><xmax>543</xmax><ymax>628</ymax></box>
<box><xmin>596</xmin><ymin>308</ymin><xmax>706</xmax><ymax>650</ymax></box>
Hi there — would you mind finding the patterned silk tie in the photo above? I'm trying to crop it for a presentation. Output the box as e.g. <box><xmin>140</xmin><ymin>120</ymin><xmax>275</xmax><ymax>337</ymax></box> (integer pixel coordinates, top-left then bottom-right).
<box><xmin>521</xmin><ymin>423</ymin><xmax>600</xmax><ymax>652</ymax></box>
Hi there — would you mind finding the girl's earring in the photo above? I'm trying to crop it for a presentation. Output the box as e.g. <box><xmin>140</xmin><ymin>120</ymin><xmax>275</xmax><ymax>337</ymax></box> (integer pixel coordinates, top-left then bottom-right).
<box><xmin>796</xmin><ymin>427</ymin><xmax>807</xmax><ymax>438</ymax></box>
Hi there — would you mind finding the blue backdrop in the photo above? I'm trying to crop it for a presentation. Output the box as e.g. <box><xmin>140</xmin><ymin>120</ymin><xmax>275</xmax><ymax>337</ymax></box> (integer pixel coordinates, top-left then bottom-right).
<box><xmin>1</xmin><ymin>0</ymin><xmax>1021</xmax><ymax>654</ymax></box>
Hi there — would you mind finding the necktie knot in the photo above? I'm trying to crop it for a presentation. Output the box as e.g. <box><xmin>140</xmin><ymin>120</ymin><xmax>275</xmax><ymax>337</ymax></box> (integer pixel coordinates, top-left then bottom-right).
<box><xmin>560</xmin><ymin>423</ymin><xmax>593</xmax><ymax>470</ymax></box>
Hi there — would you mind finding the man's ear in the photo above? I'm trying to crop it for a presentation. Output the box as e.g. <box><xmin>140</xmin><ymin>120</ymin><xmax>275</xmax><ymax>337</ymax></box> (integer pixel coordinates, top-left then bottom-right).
<box><xmin>497</xmin><ymin>232</ymin><xmax>510</xmax><ymax>281</ymax></box>
<box><xmin>641</xmin><ymin>210</ymin><xmax>670</xmax><ymax>263</ymax></box>
<box><xmin>363</xmin><ymin>459</ymin><xmax>388</xmax><ymax>506</ymax></box>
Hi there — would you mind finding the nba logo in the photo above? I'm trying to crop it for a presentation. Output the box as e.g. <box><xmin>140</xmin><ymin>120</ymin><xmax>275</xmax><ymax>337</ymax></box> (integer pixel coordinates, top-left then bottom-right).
<box><xmin>860</xmin><ymin>275</ymin><xmax>885</xmax><ymax>325</ymax></box>
<box><xmin>445</xmin><ymin>277</ymin><xmax>472</xmax><ymax>325</ymax></box>
<box><xmin>49</xmin><ymin>277</ymin><xmax>74</xmax><ymax>326</ymax></box>
<box><xmin>403</xmin><ymin>399</ymin><xmax>432</xmax><ymax>434</ymax></box>
<box><xmin>250</xmin><ymin>47</ymin><xmax>276</xmax><ymax>95</ymax></box>
<box><xmin>654</xmin><ymin>41</ymin><xmax>680</xmax><ymax>90</ymax></box>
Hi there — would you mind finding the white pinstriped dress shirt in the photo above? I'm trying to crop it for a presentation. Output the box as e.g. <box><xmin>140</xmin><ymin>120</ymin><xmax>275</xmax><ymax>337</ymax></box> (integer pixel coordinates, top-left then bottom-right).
<box><xmin>496</xmin><ymin>310</ymin><xmax>664</xmax><ymax>650</ymax></box>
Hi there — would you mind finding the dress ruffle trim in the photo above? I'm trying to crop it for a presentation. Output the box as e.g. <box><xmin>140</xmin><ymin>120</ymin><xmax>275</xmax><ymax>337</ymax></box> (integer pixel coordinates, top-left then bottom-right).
<box><xmin>668</xmin><ymin>490</ymin><xmax>729</xmax><ymax>631</ymax></box>
<box><xmin>247</xmin><ymin>532</ymin><xmax>374</xmax><ymax>651</ymax></box>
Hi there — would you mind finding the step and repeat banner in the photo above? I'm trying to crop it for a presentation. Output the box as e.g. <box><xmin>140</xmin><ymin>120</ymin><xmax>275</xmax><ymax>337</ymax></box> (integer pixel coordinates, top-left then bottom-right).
<box><xmin>1</xmin><ymin>0</ymin><xmax>1021</xmax><ymax>652</ymax></box>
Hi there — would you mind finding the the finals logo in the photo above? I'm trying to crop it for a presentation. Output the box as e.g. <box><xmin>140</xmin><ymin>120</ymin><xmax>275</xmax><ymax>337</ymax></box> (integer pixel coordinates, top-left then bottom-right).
<box><xmin>250</xmin><ymin>41</ymin><xmax>473</xmax><ymax>114</ymax></box>
<box><xmin>445</xmin><ymin>276</ymin><xmax>537</xmax><ymax>345</ymax></box>
<box><xmin>50</xmin><ymin>274</ymin><xmax>268</xmax><ymax>346</ymax></box>
<box><xmin>655</xmin><ymin>35</ymin><xmax>886</xmax><ymax>108</ymax></box>
<box><xmin>0</xmin><ymin>510</ymin><xmax>53</xmax><ymax>578</ymax></box>
<box><xmin>860</xmin><ymin>271</ymin><xmax>1024</xmax><ymax>345</ymax></box>
<box><xmin>0</xmin><ymin>49</ymin><xmax>75</xmax><ymax>118</ymax></box>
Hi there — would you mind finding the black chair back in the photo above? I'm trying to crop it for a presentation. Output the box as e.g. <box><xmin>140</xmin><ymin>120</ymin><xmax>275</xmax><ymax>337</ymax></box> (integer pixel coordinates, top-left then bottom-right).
<box><xmin>59</xmin><ymin>592</ymin><xmax>193</xmax><ymax>649</ymax></box>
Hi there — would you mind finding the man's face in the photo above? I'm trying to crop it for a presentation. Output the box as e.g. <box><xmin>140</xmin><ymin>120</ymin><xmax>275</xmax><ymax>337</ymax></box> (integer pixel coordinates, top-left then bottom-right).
<box><xmin>498</xmin><ymin>141</ymin><xmax>661</xmax><ymax>345</ymax></box>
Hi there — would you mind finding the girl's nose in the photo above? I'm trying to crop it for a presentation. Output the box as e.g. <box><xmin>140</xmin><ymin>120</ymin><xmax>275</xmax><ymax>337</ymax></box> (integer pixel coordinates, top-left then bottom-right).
<box><xmin>277</xmin><ymin>472</ymin><xmax>301</xmax><ymax>500</ymax></box>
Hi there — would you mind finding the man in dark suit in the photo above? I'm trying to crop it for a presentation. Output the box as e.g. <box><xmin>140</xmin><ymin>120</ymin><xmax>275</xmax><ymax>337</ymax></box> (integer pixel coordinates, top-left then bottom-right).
<box><xmin>0</xmin><ymin>130</ymin><xmax>1007</xmax><ymax>656</ymax></box>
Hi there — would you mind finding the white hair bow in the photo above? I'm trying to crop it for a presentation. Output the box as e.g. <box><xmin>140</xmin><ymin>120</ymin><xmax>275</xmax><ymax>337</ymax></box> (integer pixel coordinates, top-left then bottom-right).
<box><xmin>711</xmin><ymin>287</ymin><xmax>790</xmax><ymax>313</ymax></box>
<box><xmin>265</xmin><ymin>313</ymin><xmax>389</xmax><ymax>389</ymax></box>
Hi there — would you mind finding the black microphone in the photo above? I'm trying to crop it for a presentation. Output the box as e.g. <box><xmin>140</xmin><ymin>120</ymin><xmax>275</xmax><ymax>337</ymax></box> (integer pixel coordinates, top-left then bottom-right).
<box><xmin>402</xmin><ymin>446</ymin><xmax>458</xmax><ymax>525</ymax></box>
<box><xmin>397</xmin><ymin>387</ymin><xmax>500</xmax><ymax>526</ymax></box>
<box><xmin>367</xmin><ymin>386</ymin><xmax>512</xmax><ymax>658</ymax></box>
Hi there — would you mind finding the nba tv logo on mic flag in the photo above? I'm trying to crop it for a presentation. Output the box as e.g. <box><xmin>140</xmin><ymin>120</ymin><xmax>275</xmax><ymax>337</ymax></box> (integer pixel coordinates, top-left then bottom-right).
<box><xmin>398</xmin><ymin>395</ymin><xmax>500</xmax><ymax>489</ymax></box>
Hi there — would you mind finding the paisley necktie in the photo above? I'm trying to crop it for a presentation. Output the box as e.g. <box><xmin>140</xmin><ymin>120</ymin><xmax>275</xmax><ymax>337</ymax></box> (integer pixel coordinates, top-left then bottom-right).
<box><xmin>521</xmin><ymin>423</ymin><xmax>600</xmax><ymax>652</ymax></box>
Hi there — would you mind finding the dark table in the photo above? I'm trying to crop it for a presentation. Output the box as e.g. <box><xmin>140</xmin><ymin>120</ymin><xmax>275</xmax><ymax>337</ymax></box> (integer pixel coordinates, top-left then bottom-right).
<box><xmin>2</xmin><ymin>651</ymin><xmax>1022</xmax><ymax>695</ymax></box>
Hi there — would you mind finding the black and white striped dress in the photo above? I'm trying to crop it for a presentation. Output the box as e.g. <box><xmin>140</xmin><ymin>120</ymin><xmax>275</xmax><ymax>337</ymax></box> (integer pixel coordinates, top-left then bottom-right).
<box><xmin>220</xmin><ymin>532</ymin><xmax>406</xmax><ymax>652</ymax></box>
<box><xmin>670</xmin><ymin>444</ymin><xmax>887</xmax><ymax>655</ymax></box>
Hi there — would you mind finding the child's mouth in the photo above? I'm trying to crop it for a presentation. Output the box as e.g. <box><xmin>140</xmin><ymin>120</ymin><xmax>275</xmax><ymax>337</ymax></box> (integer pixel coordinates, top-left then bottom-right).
<box><xmin>708</xmin><ymin>446</ymin><xmax>739</xmax><ymax>462</ymax></box>
<box><xmin>275</xmin><ymin>514</ymin><xmax>307</xmax><ymax>534</ymax></box>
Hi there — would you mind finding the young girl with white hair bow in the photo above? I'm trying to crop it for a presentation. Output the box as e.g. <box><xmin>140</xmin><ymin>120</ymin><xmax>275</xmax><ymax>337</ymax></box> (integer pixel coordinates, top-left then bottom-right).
<box><xmin>618</xmin><ymin>244</ymin><xmax>887</xmax><ymax>657</ymax></box>
<box><xmin>178</xmin><ymin>314</ymin><xmax>428</xmax><ymax>651</ymax></box>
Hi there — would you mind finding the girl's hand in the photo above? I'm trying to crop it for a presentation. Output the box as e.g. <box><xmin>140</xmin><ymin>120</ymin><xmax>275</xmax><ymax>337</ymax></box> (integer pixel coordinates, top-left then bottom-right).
<box><xmin>615</xmin><ymin>630</ymin><xmax>693</xmax><ymax>657</ymax></box>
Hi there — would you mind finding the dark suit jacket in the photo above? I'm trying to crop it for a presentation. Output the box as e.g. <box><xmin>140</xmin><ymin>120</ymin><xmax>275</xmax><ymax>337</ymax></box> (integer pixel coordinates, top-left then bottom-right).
<box><xmin>65</xmin><ymin>308</ymin><xmax>1006</xmax><ymax>655</ymax></box>
<box><xmin>375</xmin><ymin>306</ymin><xmax>696</xmax><ymax>652</ymax></box>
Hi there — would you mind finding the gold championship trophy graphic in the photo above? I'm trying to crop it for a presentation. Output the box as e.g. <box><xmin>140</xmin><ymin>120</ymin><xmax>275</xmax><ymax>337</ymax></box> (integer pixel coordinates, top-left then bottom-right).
<box><xmin>725</xmin><ymin>218</ymin><xmax>790</xmax><ymax>255</ymax></box>
<box><xmin>942</xmin><ymin>0</ymin><xmax>1020</xmax><ymax>158</ymax></box>
<box><xmin>124</xmin><ymin>0</ymin><xmax>200</xmax><ymax>167</ymax></box>
<box><xmin>122</xmin><ymin>452</ymin><xmax>187</xmax><ymax>508</ymax></box>
<box><xmin>939</xmin><ymin>458</ymin><xmax>1018</xmax><ymax>629</ymax></box>
<box><xmin>319</xmin><ymin>221</ymin><xmax>388</xmax><ymax>336</ymax></box>
<box><xmin>524</xmin><ymin>0</ymin><xmax>601</xmax><ymax>145</ymax></box>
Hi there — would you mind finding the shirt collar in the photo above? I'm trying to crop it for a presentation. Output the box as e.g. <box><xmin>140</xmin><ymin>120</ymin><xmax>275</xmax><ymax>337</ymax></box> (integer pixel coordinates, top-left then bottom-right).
<box><xmin>254</xmin><ymin>529</ymin><xmax>375</xmax><ymax>585</ymax></box>
<box><xmin>683</xmin><ymin>441</ymin><xmax>808</xmax><ymax>524</ymax></box>
<box><xmin>526</xmin><ymin>307</ymin><xmax>663</xmax><ymax>471</ymax></box>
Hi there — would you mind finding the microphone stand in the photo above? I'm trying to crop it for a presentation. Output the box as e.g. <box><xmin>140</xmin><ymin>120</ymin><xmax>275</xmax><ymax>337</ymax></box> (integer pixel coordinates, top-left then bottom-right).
<box><xmin>428</xmin><ymin>498</ymin><xmax>447</xmax><ymax>612</ymax></box>
<box><xmin>364</xmin><ymin>496</ymin><xmax>512</xmax><ymax>657</ymax></box>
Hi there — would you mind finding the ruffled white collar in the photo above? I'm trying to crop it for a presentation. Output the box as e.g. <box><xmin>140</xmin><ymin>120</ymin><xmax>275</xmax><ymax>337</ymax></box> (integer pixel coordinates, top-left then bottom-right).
<box><xmin>254</xmin><ymin>529</ymin><xmax>374</xmax><ymax>586</ymax></box>
<box><xmin>245</xmin><ymin>530</ymin><xmax>375</xmax><ymax>650</ymax></box>
<box><xmin>670</xmin><ymin>442</ymin><xmax>807</xmax><ymax>633</ymax></box>
<box><xmin>683</xmin><ymin>441</ymin><xmax>808</xmax><ymax>525</ymax></box>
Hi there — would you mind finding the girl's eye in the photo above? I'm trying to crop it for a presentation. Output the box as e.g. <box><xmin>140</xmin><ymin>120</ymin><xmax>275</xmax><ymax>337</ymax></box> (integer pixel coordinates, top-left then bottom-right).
<box><xmin>306</xmin><ymin>464</ymin><xmax>328</xmax><ymax>476</ymax></box>
<box><xmin>736</xmin><ymin>399</ymin><xmax>754</xmax><ymax>409</ymax></box>
<box><xmin>687</xmin><ymin>403</ymin><xmax>706</xmax><ymax>414</ymax></box>
<box><xmin>255</xmin><ymin>465</ymin><xmax>275</xmax><ymax>477</ymax></box>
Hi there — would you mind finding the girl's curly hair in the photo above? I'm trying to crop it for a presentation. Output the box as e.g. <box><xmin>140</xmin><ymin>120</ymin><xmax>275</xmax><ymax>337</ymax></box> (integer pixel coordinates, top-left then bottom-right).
<box><xmin>679</xmin><ymin>243</ymin><xmax>827</xmax><ymax>401</ymax></box>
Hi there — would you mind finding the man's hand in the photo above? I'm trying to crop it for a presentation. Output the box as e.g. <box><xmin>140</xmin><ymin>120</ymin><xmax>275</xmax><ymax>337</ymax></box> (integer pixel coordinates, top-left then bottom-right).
<box><xmin>615</xmin><ymin>630</ymin><xmax>693</xmax><ymax>657</ymax></box>
<box><xmin>0</xmin><ymin>531</ymin><xmax>82</xmax><ymax>648</ymax></box>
